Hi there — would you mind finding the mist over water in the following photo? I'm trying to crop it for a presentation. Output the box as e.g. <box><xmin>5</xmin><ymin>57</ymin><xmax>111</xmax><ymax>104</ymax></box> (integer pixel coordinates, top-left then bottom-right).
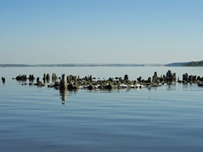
<box><xmin>1</xmin><ymin>67</ymin><xmax>203</xmax><ymax>152</ymax></box>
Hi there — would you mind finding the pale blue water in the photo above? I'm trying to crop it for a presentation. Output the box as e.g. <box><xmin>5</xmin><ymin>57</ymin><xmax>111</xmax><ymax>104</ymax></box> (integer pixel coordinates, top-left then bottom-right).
<box><xmin>0</xmin><ymin>67</ymin><xmax>203</xmax><ymax>152</ymax></box>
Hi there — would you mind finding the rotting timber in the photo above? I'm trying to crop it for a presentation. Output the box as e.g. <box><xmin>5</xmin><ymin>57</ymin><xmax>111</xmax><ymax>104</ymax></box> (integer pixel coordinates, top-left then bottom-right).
<box><xmin>11</xmin><ymin>70</ymin><xmax>203</xmax><ymax>90</ymax></box>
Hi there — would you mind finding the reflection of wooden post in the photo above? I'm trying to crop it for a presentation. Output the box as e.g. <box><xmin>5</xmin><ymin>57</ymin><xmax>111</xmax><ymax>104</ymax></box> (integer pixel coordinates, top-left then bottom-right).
<box><xmin>60</xmin><ymin>74</ymin><xmax>67</xmax><ymax>88</ymax></box>
<box><xmin>60</xmin><ymin>87</ymin><xmax>67</xmax><ymax>101</ymax></box>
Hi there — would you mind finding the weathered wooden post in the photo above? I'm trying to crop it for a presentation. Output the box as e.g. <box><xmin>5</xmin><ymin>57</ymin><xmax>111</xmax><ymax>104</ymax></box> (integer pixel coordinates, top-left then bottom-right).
<box><xmin>1</xmin><ymin>77</ymin><xmax>5</xmax><ymax>83</ymax></box>
<box><xmin>59</xmin><ymin>74</ymin><xmax>67</xmax><ymax>101</ymax></box>
<box><xmin>60</xmin><ymin>74</ymin><xmax>67</xmax><ymax>89</ymax></box>
<box><xmin>148</xmin><ymin>77</ymin><xmax>151</xmax><ymax>83</ymax></box>
<box><xmin>36</xmin><ymin>77</ymin><xmax>40</xmax><ymax>83</ymax></box>
<box><xmin>124</xmin><ymin>74</ymin><xmax>129</xmax><ymax>81</ymax></box>
<box><xmin>52</xmin><ymin>73</ymin><xmax>58</xmax><ymax>83</ymax></box>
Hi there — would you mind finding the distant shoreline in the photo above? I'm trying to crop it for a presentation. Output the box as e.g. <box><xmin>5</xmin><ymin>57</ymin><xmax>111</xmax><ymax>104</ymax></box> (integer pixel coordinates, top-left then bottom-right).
<box><xmin>0</xmin><ymin>63</ymin><xmax>184</xmax><ymax>67</ymax></box>
<box><xmin>1</xmin><ymin>61</ymin><xmax>203</xmax><ymax>67</ymax></box>
<box><xmin>0</xmin><ymin>64</ymin><xmax>156</xmax><ymax>67</ymax></box>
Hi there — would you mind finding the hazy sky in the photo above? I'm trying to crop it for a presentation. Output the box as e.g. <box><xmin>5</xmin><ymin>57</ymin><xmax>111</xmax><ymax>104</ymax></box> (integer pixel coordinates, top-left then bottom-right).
<box><xmin>0</xmin><ymin>0</ymin><xmax>202</xmax><ymax>64</ymax></box>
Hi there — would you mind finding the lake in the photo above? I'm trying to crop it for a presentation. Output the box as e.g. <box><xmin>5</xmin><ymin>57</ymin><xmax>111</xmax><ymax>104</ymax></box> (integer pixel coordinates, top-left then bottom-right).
<box><xmin>1</xmin><ymin>67</ymin><xmax>203</xmax><ymax>152</ymax></box>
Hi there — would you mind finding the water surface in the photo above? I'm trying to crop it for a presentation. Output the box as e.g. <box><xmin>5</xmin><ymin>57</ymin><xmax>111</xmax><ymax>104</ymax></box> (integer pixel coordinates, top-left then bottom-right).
<box><xmin>0</xmin><ymin>67</ymin><xmax>203</xmax><ymax>152</ymax></box>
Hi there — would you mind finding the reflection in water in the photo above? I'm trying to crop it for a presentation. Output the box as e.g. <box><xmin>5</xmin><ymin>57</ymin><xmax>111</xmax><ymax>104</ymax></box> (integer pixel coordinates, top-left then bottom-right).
<box><xmin>61</xmin><ymin>100</ymin><xmax>66</xmax><ymax>106</ymax></box>
<box><xmin>166</xmin><ymin>82</ymin><xmax>176</xmax><ymax>90</ymax></box>
<box><xmin>59</xmin><ymin>87</ymin><xmax>67</xmax><ymax>103</ymax></box>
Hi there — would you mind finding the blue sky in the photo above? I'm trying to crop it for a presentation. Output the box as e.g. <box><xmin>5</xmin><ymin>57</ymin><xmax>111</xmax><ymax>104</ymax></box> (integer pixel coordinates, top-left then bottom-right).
<box><xmin>0</xmin><ymin>0</ymin><xmax>202</xmax><ymax>64</ymax></box>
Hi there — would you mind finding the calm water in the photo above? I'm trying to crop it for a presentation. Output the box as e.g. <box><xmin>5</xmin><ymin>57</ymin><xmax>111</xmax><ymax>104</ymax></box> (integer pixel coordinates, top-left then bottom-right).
<box><xmin>1</xmin><ymin>67</ymin><xmax>203</xmax><ymax>152</ymax></box>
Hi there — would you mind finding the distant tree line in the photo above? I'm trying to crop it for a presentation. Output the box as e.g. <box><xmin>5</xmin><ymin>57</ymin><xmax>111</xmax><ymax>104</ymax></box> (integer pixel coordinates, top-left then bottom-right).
<box><xmin>183</xmin><ymin>60</ymin><xmax>203</xmax><ymax>66</ymax></box>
